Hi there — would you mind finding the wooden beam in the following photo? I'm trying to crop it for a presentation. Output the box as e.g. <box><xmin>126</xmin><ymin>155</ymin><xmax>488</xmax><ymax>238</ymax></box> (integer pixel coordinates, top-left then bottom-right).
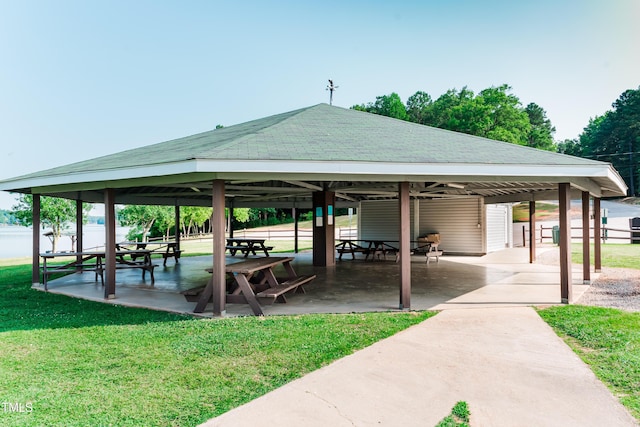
<box><xmin>594</xmin><ymin>197</ymin><xmax>602</xmax><ymax>272</ymax></box>
<box><xmin>32</xmin><ymin>194</ymin><xmax>40</xmax><ymax>285</ymax></box>
<box><xmin>293</xmin><ymin>207</ymin><xmax>299</xmax><ymax>253</ymax></box>
<box><xmin>104</xmin><ymin>188</ymin><xmax>116</xmax><ymax>299</ymax></box>
<box><xmin>312</xmin><ymin>191</ymin><xmax>336</xmax><ymax>267</ymax></box>
<box><xmin>559</xmin><ymin>183</ymin><xmax>572</xmax><ymax>303</ymax></box>
<box><xmin>212</xmin><ymin>180</ymin><xmax>226</xmax><ymax>316</ymax></box>
<box><xmin>76</xmin><ymin>199</ymin><xmax>83</xmax><ymax>270</ymax></box>
<box><xmin>529</xmin><ymin>201</ymin><xmax>536</xmax><ymax>263</ymax></box>
<box><xmin>175</xmin><ymin>205</ymin><xmax>181</xmax><ymax>252</ymax></box>
<box><xmin>399</xmin><ymin>182</ymin><xmax>411</xmax><ymax>310</ymax></box>
<box><xmin>582</xmin><ymin>192</ymin><xmax>591</xmax><ymax>284</ymax></box>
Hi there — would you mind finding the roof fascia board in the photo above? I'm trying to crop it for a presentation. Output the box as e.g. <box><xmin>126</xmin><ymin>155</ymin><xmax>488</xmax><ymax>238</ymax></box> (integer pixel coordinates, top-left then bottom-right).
<box><xmin>1</xmin><ymin>159</ymin><xmax>626</xmax><ymax>197</ymax></box>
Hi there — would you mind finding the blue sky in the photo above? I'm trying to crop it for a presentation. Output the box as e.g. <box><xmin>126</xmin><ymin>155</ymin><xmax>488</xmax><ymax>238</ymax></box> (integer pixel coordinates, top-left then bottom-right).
<box><xmin>1</xmin><ymin>0</ymin><xmax>639</xmax><ymax>209</ymax></box>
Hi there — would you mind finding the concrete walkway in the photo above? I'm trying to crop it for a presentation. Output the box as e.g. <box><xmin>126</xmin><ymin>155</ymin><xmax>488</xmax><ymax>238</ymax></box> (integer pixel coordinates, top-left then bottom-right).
<box><xmin>201</xmin><ymin>307</ymin><xmax>637</xmax><ymax>427</ymax></box>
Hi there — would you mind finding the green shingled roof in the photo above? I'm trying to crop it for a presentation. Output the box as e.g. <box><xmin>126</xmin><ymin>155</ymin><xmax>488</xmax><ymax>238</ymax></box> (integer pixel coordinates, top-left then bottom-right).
<box><xmin>13</xmin><ymin>103</ymin><xmax>602</xmax><ymax>179</ymax></box>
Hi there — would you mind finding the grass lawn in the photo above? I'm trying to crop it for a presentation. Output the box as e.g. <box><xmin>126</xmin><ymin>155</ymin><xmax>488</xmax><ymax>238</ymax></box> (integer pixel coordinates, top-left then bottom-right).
<box><xmin>571</xmin><ymin>242</ymin><xmax>640</xmax><ymax>268</ymax></box>
<box><xmin>540</xmin><ymin>244</ymin><xmax>640</xmax><ymax>422</ymax></box>
<box><xmin>0</xmin><ymin>261</ymin><xmax>434</xmax><ymax>427</ymax></box>
<box><xmin>538</xmin><ymin>306</ymin><xmax>640</xmax><ymax>420</ymax></box>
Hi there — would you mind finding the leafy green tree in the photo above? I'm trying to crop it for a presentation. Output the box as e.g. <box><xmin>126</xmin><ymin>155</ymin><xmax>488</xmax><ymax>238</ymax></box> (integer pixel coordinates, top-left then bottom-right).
<box><xmin>556</xmin><ymin>138</ymin><xmax>582</xmax><ymax>156</ymax></box>
<box><xmin>353</xmin><ymin>93</ymin><xmax>407</xmax><ymax>120</ymax></box>
<box><xmin>524</xmin><ymin>102</ymin><xmax>556</xmax><ymax>151</ymax></box>
<box><xmin>572</xmin><ymin>87</ymin><xmax>640</xmax><ymax>195</ymax></box>
<box><xmin>477</xmin><ymin>85</ymin><xmax>530</xmax><ymax>145</ymax></box>
<box><xmin>180</xmin><ymin>206</ymin><xmax>213</xmax><ymax>237</ymax></box>
<box><xmin>119</xmin><ymin>205</ymin><xmax>172</xmax><ymax>242</ymax></box>
<box><xmin>405</xmin><ymin>91</ymin><xmax>432</xmax><ymax>124</ymax></box>
<box><xmin>12</xmin><ymin>195</ymin><xmax>91</xmax><ymax>252</ymax></box>
<box><xmin>353</xmin><ymin>85</ymin><xmax>558</xmax><ymax>149</ymax></box>
<box><xmin>231</xmin><ymin>207</ymin><xmax>250</xmax><ymax>223</ymax></box>
<box><xmin>428</xmin><ymin>87</ymin><xmax>484</xmax><ymax>134</ymax></box>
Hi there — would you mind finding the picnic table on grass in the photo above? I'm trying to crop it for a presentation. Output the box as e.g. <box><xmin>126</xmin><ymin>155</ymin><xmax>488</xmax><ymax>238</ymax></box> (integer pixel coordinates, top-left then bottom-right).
<box><xmin>40</xmin><ymin>249</ymin><xmax>157</xmax><ymax>290</ymax></box>
<box><xmin>190</xmin><ymin>256</ymin><xmax>316</xmax><ymax>315</ymax></box>
<box><xmin>225</xmin><ymin>238</ymin><xmax>274</xmax><ymax>257</ymax></box>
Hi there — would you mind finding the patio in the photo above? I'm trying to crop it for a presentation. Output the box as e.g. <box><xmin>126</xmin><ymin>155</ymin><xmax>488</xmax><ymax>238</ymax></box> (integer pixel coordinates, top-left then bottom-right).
<box><xmin>34</xmin><ymin>247</ymin><xmax>591</xmax><ymax>317</ymax></box>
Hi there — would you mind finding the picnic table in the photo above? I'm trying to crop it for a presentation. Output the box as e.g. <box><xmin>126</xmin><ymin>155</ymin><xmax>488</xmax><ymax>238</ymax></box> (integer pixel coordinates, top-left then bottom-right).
<box><xmin>335</xmin><ymin>239</ymin><xmax>399</xmax><ymax>261</ymax></box>
<box><xmin>40</xmin><ymin>249</ymin><xmax>157</xmax><ymax>290</ymax></box>
<box><xmin>336</xmin><ymin>239</ymin><xmax>442</xmax><ymax>263</ymax></box>
<box><xmin>192</xmin><ymin>256</ymin><xmax>316</xmax><ymax>315</ymax></box>
<box><xmin>116</xmin><ymin>241</ymin><xmax>182</xmax><ymax>266</ymax></box>
<box><xmin>412</xmin><ymin>237</ymin><xmax>443</xmax><ymax>264</ymax></box>
<box><xmin>225</xmin><ymin>238</ymin><xmax>273</xmax><ymax>257</ymax></box>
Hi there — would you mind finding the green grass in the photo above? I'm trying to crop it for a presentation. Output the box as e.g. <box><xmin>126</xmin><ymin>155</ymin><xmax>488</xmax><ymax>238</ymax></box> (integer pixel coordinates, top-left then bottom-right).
<box><xmin>435</xmin><ymin>401</ymin><xmax>470</xmax><ymax>426</ymax></box>
<box><xmin>0</xmin><ymin>261</ymin><xmax>434</xmax><ymax>426</ymax></box>
<box><xmin>546</xmin><ymin>244</ymin><xmax>640</xmax><ymax>421</ymax></box>
<box><xmin>513</xmin><ymin>201</ymin><xmax>559</xmax><ymax>222</ymax></box>
<box><xmin>571</xmin><ymin>243</ymin><xmax>640</xmax><ymax>269</ymax></box>
<box><xmin>538</xmin><ymin>305</ymin><xmax>640</xmax><ymax>420</ymax></box>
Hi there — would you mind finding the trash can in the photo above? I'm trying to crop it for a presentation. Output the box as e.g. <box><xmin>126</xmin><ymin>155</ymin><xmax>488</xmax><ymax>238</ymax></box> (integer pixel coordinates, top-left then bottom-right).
<box><xmin>630</xmin><ymin>218</ymin><xmax>640</xmax><ymax>244</ymax></box>
<box><xmin>552</xmin><ymin>225</ymin><xmax>560</xmax><ymax>245</ymax></box>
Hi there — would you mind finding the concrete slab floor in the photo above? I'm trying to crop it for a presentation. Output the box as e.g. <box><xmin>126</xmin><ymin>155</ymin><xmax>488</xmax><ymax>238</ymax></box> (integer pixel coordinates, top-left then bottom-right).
<box><xmin>36</xmin><ymin>247</ymin><xmax>591</xmax><ymax>317</ymax></box>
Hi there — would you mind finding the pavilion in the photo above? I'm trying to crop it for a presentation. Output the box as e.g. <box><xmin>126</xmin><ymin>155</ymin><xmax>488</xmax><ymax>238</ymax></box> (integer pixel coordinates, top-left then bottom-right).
<box><xmin>0</xmin><ymin>103</ymin><xmax>628</xmax><ymax>315</ymax></box>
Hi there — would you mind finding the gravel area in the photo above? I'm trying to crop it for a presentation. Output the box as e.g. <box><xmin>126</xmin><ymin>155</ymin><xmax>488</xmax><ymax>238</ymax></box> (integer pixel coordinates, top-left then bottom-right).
<box><xmin>577</xmin><ymin>267</ymin><xmax>640</xmax><ymax>312</ymax></box>
<box><xmin>537</xmin><ymin>246</ymin><xmax>640</xmax><ymax>312</ymax></box>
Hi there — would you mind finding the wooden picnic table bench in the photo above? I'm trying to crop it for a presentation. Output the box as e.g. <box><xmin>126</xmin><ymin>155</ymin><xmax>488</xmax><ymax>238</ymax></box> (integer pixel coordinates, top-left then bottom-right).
<box><xmin>116</xmin><ymin>241</ymin><xmax>182</xmax><ymax>266</ymax></box>
<box><xmin>336</xmin><ymin>239</ymin><xmax>399</xmax><ymax>261</ymax></box>
<box><xmin>225</xmin><ymin>238</ymin><xmax>273</xmax><ymax>257</ymax></box>
<box><xmin>40</xmin><ymin>251</ymin><xmax>105</xmax><ymax>290</ymax></box>
<box><xmin>337</xmin><ymin>238</ymin><xmax>442</xmax><ymax>263</ymax></box>
<box><xmin>192</xmin><ymin>256</ymin><xmax>315</xmax><ymax>315</ymax></box>
<box><xmin>412</xmin><ymin>235</ymin><xmax>443</xmax><ymax>264</ymax></box>
<box><xmin>40</xmin><ymin>249</ymin><xmax>157</xmax><ymax>290</ymax></box>
<box><xmin>335</xmin><ymin>239</ymin><xmax>370</xmax><ymax>260</ymax></box>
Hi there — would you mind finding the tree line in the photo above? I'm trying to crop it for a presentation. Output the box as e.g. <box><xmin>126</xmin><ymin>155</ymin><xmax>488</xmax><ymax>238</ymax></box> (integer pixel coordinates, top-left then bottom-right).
<box><xmin>353</xmin><ymin>84</ymin><xmax>640</xmax><ymax>195</ymax></box>
<box><xmin>352</xmin><ymin>84</ymin><xmax>556</xmax><ymax>151</ymax></box>
<box><xmin>556</xmin><ymin>87</ymin><xmax>640</xmax><ymax>196</ymax></box>
<box><xmin>10</xmin><ymin>195</ymin><xmax>308</xmax><ymax>252</ymax></box>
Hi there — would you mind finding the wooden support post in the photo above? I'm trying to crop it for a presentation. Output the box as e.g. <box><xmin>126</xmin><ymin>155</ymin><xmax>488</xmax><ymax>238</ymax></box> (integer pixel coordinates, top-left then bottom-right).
<box><xmin>175</xmin><ymin>205</ymin><xmax>181</xmax><ymax>252</ymax></box>
<box><xmin>559</xmin><ymin>183</ymin><xmax>572</xmax><ymax>304</ymax></box>
<box><xmin>594</xmin><ymin>197</ymin><xmax>602</xmax><ymax>273</ymax></box>
<box><xmin>312</xmin><ymin>191</ymin><xmax>336</xmax><ymax>267</ymax></box>
<box><xmin>212</xmin><ymin>180</ymin><xmax>226</xmax><ymax>316</ymax></box>
<box><xmin>293</xmin><ymin>207</ymin><xmax>299</xmax><ymax>253</ymax></box>
<box><xmin>529</xmin><ymin>200</ymin><xmax>536</xmax><ymax>263</ymax></box>
<box><xmin>32</xmin><ymin>194</ymin><xmax>41</xmax><ymax>285</ymax></box>
<box><xmin>399</xmin><ymin>182</ymin><xmax>411</xmax><ymax>310</ymax></box>
<box><xmin>76</xmin><ymin>199</ymin><xmax>84</xmax><ymax>269</ymax></box>
<box><xmin>582</xmin><ymin>191</ymin><xmax>591</xmax><ymax>284</ymax></box>
<box><xmin>104</xmin><ymin>189</ymin><xmax>116</xmax><ymax>299</ymax></box>
<box><xmin>228</xmin><ymin>205</ymin><xmax>234</xmax><ymax>239</ymax></box>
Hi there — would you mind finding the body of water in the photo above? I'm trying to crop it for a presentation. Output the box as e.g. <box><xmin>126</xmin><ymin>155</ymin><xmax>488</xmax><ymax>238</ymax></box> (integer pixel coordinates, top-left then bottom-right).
<box><xmin>0</xmin><ymin>225</ymin><xmax>131</xmax><ymax>259</ymax></box>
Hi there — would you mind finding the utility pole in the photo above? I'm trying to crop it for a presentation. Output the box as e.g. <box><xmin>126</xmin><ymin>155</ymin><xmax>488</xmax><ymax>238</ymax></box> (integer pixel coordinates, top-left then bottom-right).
<box><xmin>326</xmin><ymin>79</ymin><xmax>338</xmax><ymax>105</ymax></box>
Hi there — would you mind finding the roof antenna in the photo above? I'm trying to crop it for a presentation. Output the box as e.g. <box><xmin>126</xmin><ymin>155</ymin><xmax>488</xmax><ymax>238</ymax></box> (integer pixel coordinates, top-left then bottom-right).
<box><xmin>326</xmin><ymin>79</ymin><xmax>338</xmax><ymax>105</ymax></box>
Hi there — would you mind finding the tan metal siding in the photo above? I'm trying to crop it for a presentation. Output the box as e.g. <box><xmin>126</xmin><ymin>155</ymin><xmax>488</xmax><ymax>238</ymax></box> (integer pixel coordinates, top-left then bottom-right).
<box><xmin>418</xmin><ymin>198</ymin><xmax>484</xmax><ymax>254</ymax></box>
<box><xmin>360</xmin><ymin>200</ymin><xmax>415</xmax><ymax>241</ymax></box>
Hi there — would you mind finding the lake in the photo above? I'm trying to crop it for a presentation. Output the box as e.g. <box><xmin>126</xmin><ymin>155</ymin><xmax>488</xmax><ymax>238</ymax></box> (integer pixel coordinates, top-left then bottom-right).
<box><xmin>0</xmin><ymin>224</ymin><xmax>131</xmax><ymax>259</ymax></box>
